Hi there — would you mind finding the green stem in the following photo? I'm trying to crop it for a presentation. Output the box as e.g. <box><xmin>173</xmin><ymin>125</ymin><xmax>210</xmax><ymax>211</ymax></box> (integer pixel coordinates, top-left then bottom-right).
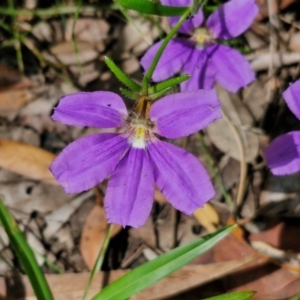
<box><xmin>7</xmin><ymin>0</ymin><xmax>24</xmax><ymax>73</ymax></box>
<box><xmin>82</xmin><ymin>223</ymin><xmax>113</xmax><ymax>300</ymax></box>
<box><xmin>141</xmin><ymin>6</ymin><xmax>192</xmax><ymax>94</ymax></box>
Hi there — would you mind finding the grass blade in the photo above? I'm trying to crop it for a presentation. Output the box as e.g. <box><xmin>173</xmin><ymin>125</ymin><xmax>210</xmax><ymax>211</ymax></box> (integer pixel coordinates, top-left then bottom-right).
<box><xmin>0</xmin><ymin>199</ymin><xmax>53</xmax><ymax>300</ymax></box>
<box><xmin>92</xmin><ymin>225</ymin><xmax>235</xmax><ymax>300</ymax></box>
<box><xmin>117</xmin><ymin>0</ymin><xmax>188</xmax><ymax>16</ymax></box>
<box><xmin>203</xmin><ymin>290</ymin><xmax>256</xmax><ymax>300</ymax></box>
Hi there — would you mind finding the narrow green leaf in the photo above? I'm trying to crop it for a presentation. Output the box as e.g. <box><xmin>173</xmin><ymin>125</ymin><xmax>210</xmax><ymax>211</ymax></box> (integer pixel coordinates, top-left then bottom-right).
<box><xmin>203</xmin><ymin>290</ymin><xmax>256</xmax><ymax>300</ymax></box>
<box><xmin>150</xmin><ymin>87</ymin><xmax>171</xmax><ymax>100</ymax></box>
<box><xmin>117</xmin><ymin>0</ymin><xmax>188</xmax><ymax>16</ymax></box>
<box><xmin>104</xmin><ymin>56</ymin><xmax>141</xmax><ymax>92</ymax></box>
<box><xmin>149</xmin><ymin>74</ymin><xmax>190</xmax><ymax>94</ymax></box>
<box><xmin>120</xmin><ymin>88</ymin><xmax>139</xmax><ymax>100</ymax></box>
<box><xmin>289</xmin><ymin>294</ymin><xmax>300</xmax><ymax>300</ymax></box>
<box><xmin>92</xmin><ymin>225</ymin><xmax>235</xmax><ymax>300</ymax></box>
<box><xmin>82</xmin><ymin>224</ymin><xmax>113</xmax><ymax>300</ymax></box>
<box><xmin>0</xmin><ymin>199</ymin><xmax>53</xmax><ymax>300</ymax></box>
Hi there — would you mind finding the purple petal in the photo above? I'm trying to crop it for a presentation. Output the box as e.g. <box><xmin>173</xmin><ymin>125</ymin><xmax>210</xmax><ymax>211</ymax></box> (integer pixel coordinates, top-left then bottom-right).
<box><xmin>141</xmin><ymin>38</ymin><xmax>194</xmax><ymax>82</ymax></box>
<box><xmin>150</xmin><ymin>89</ymin><xmax>221</xmax><ymax>139</ymax></box>
<box><xmin>282</xmin><ymin>80</ymin><xmax>300</xmax><ymax>120</ymax></box>
<box><xmin>148</xmin><ymin>140</ymin><xmax>215</xmax><ymax>214</ymax></box>
<box><xmin>161</xmin><ymin>0</ymin><xmax>204</xmax><ymax>33</ymax></box>
<box><xmin>52</xmin><ymin>91</ymin><xmax>128</xmax><ymax>128</ymax></box>
<box><xmin>50</xmin><ymin>133</ymin><xmax>129</xmax><ymax>194</ymax></box>
<box><xmin>180</xmin><ymin>47</ymin><xmax>216</xmax><ymax>91</ymax></box>
<box><xmin>161</xmin><ymin>0</ymin><xmax>191</xmax><ymax>5</ymax></box>
<box><xmin>105</xmin><ymin>148</ymin><xmax>154</xmax><ymax>228</ymax></box>
<box><xmin>168</xmin><ymin>10</ymin><xmax>204</xmax><ymax>35</ymax></box>
<box><xmin>209</xmin><ymin>44</ymin><xmax>255</xmax><ymax>92</ymax></box>
<box><xmin>264</xmin><ymin>132</ymin><xmax>300</xmax><ymax>175</ymax></box>
<box><xmin>206</xmin><ymin>0</ymin><xmax>259</xmax><ymax>40</ymax></box>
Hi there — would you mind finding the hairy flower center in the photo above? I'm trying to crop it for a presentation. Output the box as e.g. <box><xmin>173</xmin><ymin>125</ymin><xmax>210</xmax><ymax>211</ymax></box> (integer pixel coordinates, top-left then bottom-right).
<box><xmin>192</xmin><ymin>28</ymin><xmax>212</xmax><ymax>48</ymax></box>
<box><xmin>131</xmin><ymin>124</ymin><xmax>148</xmax><ymax>148</ymax></box>
<box><xmin>126</xmin><ymin>95</ymin><xmax>155</xmax><ymax>149</ymax></box>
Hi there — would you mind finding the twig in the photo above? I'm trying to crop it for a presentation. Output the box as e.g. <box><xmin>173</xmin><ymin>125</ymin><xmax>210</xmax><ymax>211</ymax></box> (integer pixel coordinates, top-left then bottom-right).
<box><xmin>266</xmin><ymin>0</ymin><xmax>278</xmax><ymax>101</ymax></box>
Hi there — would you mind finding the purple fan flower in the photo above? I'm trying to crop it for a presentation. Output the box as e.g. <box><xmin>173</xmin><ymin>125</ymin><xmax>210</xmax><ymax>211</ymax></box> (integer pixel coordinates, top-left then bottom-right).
<box><xmin>265</xmin><ymin>80</ymin><xmax>300</xmax><ymax>175</ymax></box>
<box><xmin>141</xmin><ymin>0</ymin><xmax>259</xmax><ymax>92</ymax></box>
<box><xmin>50</xmin><ymin>90</ymin><xmax>221</xmax><ymax>227</ymax></box>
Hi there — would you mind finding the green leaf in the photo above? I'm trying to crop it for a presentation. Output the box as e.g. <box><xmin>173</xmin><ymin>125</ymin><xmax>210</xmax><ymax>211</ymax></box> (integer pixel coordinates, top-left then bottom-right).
<box><xmin>149</xmin><ymin>74</ymin><xmax>190</xmax><ymax>94</ymax></box>
<box><xmin>203</xmin><ymin>291</ymin><xmax>256</xmax><ymax>300</ymax></box>
<box><xmin>150</xmin><ymin>87</ymin><xmax>171</xmax><ymax>100</ymax></box>
<box><xmin>104</xmin><ymin>56</ymin><xmax>141</xmax><ymax>92</ymax></box>
<box><xmin>91</xmin><ymin>225</ymin><xmax>235</xmax><ymax>300</ymax></box>
<box><xmin>117</xmin><ymin>0</ymin><xmax>189</xmax><ymax>16</ymax></box>
<box><xmin>0</xmin><ymin>199</ymin><xmax>53</xmax><ymax>300</ymax></box>
<box><xmin>120</xmin><ymin>88</ymin><xmax>139</xmax><ymax>100</ymax></box>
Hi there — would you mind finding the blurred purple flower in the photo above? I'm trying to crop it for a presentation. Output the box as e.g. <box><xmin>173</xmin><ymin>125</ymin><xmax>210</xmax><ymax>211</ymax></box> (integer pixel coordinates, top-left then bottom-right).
<box><xmin>141</xmin><ymin>0</ymin><xmax>258</xmax><ymax>92</ymax></box>
<box><xmin>265</xmin><ymin>80</ymin><xmax>300</xmax><ymax>175</ymax></box>
<box><xmin>50</xmin><ymin>90</ymin><xmax>221</xmax><ymax>227</ymax></box>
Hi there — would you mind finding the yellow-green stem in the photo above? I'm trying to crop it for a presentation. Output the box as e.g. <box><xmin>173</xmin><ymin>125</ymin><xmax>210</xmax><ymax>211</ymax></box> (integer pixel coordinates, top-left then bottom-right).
<box><xmin>141</xmin><ymin>6</ymin><xmax>192</xmax><ymax>94</ymax></box>
<box><xmin>82</xmin><ymin>223</ymin><xmax>113</xmax><ymax>300</ymax></box>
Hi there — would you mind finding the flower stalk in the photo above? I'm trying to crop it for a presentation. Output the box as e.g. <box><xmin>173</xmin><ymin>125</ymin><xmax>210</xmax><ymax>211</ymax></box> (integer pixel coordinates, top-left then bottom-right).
<box><xmin>141</xmin><ymin>6</ymin><xmax>192</xmax><ymax>94</ymax></box>
<box><xmin>82</xmin><ymin>223</ymin><xmax>113</xmax><ymax>300</ymax></box>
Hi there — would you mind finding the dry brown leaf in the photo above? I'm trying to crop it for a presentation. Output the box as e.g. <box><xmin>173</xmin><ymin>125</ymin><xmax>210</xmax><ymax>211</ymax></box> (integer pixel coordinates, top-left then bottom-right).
<box><xmin>0</xmin><ymin>65</ymin><xmax>35</xmax><ymax>110</ymax></box>
<box><xmin>254</xmin><ymin>278</ymin><xmax>300</xmax><ymax>300</ymax></box>
<box><xmin>213</xmin><ymin>234</ymin><xmax>300</xmax><ymax>298</ymax></box>
<box><xmin>256</xmin><ymin>0</ymin><xmax>296</xmax><ymax>20</ymax></box>
<box><xmin>0</xmin><ymin>257</ymin><xmax>256</xmax><ymax>300</ymax></box>
<box><xmin>0</xmin><ymin>139</ymin><xmax>56</xmax><ymax>184</ymax></box>
<box><xmin>259</xmin><ymin>190</ymin><xmax>296</xmax><ymax>205</ymax></box>
<box><xmin>65</xmin><ymin>18</ymin><xmax>109</xmax><ymax>50</ymax></box>
<box><xmin>45</xmin><ymin>41</ymin><xmax>98</xmax><ymax>65</ymax></box>
<box><xmin>249</xmin><ymin>222</ymin><xmax>300</xmax><ymax>253</ymax></box>
<box><xmin>154</xmin><ymin>187</ymin><xmax>167</xmax><ymax>204</ymax></box>
<box><xmin>227</xmin><ymin>216</ymin><xmax>245</xmax><ymax>241</ymax></box>
<box><xmin>289</xmin><ymin>32</ymin><xmax>300</xmax><ymax>51</ymax></box>
<box><xmin>114</xmin><ymin>18</ymin><xmax>159</xmax><ymax>56</ymax></box>
<box><xmin>250</xmin><ymin>240</ymin><xmax>300</xmax><ymax>274</ymax></box>
<box><xmin>193</xmin><ymin>203</ymin><xmax>219</xmax><ymax>233</ymax></box>
<box><xmin>130</xmin><ymin>217</ymin><xmax>156</xmax><ymax>249</ymax></box>
<box><xmin>207</xmin><ymin>85</ymin><xmax>259</xmax><ymax>162</ymax></box>
<box><xmin>243</xmin><ymin>80</ymin><xmax>270</xmax><ymax>122</ymax></box>
<box><xmin>250</xmin><ymin>52</ymin><xmax>300</xmax><ymax>72</ymax></box>
<box><xmin>0</xmin><ymin>64</ymin><xmax>22</xmax><ymax>88</ymax></box>
<box><xmin>0</xmin><ymin>89</ymin><xmax>35</xmax><ymax>111</ymax></box>
<box><xmin>80</xmin><ymin>204</ymin><xmax>122</xmax><ymax>270</ymax></box>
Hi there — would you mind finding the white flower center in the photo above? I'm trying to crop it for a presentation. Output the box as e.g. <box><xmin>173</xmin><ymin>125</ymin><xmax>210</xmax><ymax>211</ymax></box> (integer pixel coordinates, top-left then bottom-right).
<box><xmin>191</xmin><ymin>28</ymin><xmax>212</xmax><ymax>48</ymax></box>
<box><xmin>132</xmin><ymin>124</ymin><xmax>147</xmax><ymax>149</ymax></box>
